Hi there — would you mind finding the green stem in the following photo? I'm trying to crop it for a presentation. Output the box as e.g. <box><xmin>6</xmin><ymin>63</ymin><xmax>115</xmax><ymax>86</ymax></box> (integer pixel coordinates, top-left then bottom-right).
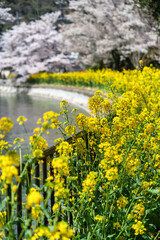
<box><xmin>22</xmin><ymin>123</ymin><xmax>30</xmax><ymax>141</ymax></box>
<box><xmin>19</xmin><ymin>146</ymin><xmax>22</xmax><ymax>173</ymax></box>
<box><xmin>74</xmin><ymin>196</ymin><xmax>88</xmax><ymax>233</ymax></box>
<box><xmin>102</xmin><ymin>191</ymin><xmax>110</xmax><ymax>238</ymax></box>
<box><xmin>10</xmin><ymin>182</ymin><xmax>14</xmax><ymax>221</ymax></box>
<box><xmin>154</xmin><ymin>231</ymin><xmax>160</xmax><ymax>240</ymax></box>
<box><xmin>8</xmin><ymin>182</ymin><xmax>15</xmax><ymax>239</ymax></box>
<box><xmin>88</xmin><ymin>221</ymin><xmax>99</xmax><ymax>240</ymax></box>
<box><xmin>18</xmin><ymin>218</ymin><xmax>32</xmax><ymax>240</ymax></box>
<box><xmin>115</xmin><ymin>187</ymin><xmax>140</xmax><ymax>240</ymax></box>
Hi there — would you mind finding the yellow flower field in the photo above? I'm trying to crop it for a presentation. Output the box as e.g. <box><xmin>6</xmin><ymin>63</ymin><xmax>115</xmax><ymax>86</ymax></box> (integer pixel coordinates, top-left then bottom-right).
<box><xmin>0</xmin><ymin>63</ymin><xmax>160</xmax><ymax>239</ymax></box>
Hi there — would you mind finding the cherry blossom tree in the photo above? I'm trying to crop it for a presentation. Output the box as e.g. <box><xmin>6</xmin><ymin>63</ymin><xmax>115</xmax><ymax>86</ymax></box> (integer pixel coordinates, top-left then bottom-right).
<box><xmin>0</xmin><ymin>12</ymin><xmax>72</xmax><ymax>82</ymax></box>
<box><xmin>0</xmin><ymin>2</ymin><xmax>15</xmax><ymax>24</ymax></box>
<box><xmin>61</xmin><ymin>0</ymin><xmax>160</xmax><ymax>68</ymax></box>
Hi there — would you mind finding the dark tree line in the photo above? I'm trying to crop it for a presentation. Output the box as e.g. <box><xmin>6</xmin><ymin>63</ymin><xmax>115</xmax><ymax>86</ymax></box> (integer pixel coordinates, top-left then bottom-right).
<box><xmin>138</xmin><ymin>0</ymin><xmax>159</xmax><ymax>22</ymax></box>
<box><xmin>2</xmin><ymin>0</ymin><xmax>160</xmax><ymax>25</ymax></box>
<box><xmin>1</xmin><ymin>0</ymin><xmax>159</xmax><ymax>34</ymax></box>
<box><xmin>135</xmin><ymin>0</ymin><xmax>160</xmax><ymax>31</ymax></box>
<box><xmin>3</xmin><ymin>0</ymin><xmax>70</xmax><ymax>21</ymax></box>
<box><xmin>0</xmin><ymin>0</ymin><xmax>70</xmax><ymax>33</ymax></box>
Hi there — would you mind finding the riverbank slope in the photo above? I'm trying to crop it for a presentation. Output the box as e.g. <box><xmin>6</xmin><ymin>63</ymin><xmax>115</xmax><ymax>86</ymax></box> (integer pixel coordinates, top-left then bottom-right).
<box><xmin>0</xmin><ymin>84</ymin><xmax>96</xmax><ymax>112</ymax></box>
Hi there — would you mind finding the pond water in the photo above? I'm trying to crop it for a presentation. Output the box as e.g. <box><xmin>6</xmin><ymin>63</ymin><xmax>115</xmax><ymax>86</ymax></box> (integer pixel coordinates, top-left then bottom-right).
<box><xmin>0</xmin><ymin>93</ymin><xmax>89</xmax><ymax>153</ymax></box>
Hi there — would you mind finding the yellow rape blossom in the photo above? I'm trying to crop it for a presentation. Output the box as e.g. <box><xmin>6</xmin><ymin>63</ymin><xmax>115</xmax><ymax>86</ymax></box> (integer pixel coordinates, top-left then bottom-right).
<box><xmin>26</xmin><ymin>188</ymin><xmax>43</xmax><ymax>209</ymax></box>
<box><xmin>12</xmin><ymin>185</ymin><xmax>17</xmax><ymax>192</ymax></box>
<box><xmin>65</xmin><ymin>125</ymin><xmax>76</xmax><ymax>136</ymax></box>
<box><xmin>0</xmin><ymin>231</ymin><xmax>5</xmax><ymax>239</ymax></box>
<box><xmin>1</xmin><ymin>165</ymin><xmax>18</xmax><ymax>184</ymax></box>
<box><xmin>81</xmin><ymin>171</ymin><xmax>97</xmax><ymax>195</ymax></box>
<box><xmin>30</xmin><ymin>134</ymin><xmax>48</xmax><ymax>151</ymax></box>
<box><xmin>54</xmin><ymin>180</ymin><xmax>69</xmax><ymax>201</ymax></box>
<box><xmin>75</xmin><ymin>113</ymin><xmax>88</xmax><ymax>130</ymax></box>
<box><xmin>56</xmin><ymin>141</ymin><xmax>73</xmax><ymax>157</ymax></box>
<box><xmin>0</xmin><ymin>212</ymin><xmax>6</xmax><ymax>229</ymax></box>
<box><xmin>113</xmin><ymin>222</ymin><xmax>121</xmax><ymax>228</ymax></box>
<box><xmin>13</xmin><ymin>137</ymin><xmax>24</xmax><ymax>144</ymax></box>
<box><xmin>31</xmin><ymin>221</ymin><xmax>73</xmax><ymax>240</ymax></box>
<box><xmin>94</xmin><ymin>215</ymin><xmax>103</xmax><ymax>221</ymax></box>
<box><xmin>0</xmin><ymin>140</ymin><xmax>9</xmax><ymax>153</ymax></box>
<box><xmin>31</xmin><ymin>206</ymin><xmax>41</xmax><ymax>220</ymax></box>
<box><xmin>17</xmin><ymin>116</ymin><xmax>27</xmax><ymax>125</ymax></box>
<box><xmin>105</xmin><ymin>167</ymin><xmax>119</xmax><ymax>181</ymax></box>
<box><xmin>60</xmin><ymin>100</ymin><xmax>68</xmax><ymax>109</ymax></box>
<box><xmin>133</xmin><ymin>203</ymin><xmax>145</xmax><ymax>219</ymax></box>
<box><xmin>0</xmin><ymin>117</ymin><xmax>13</xmax><ymax>137</ymax></box>
<box><xmin>52</xmin><ymin>156</ymin><xmax>69</xmax><ymax>176</ymax></box>
<box><xmin>117</xmin><ymin>196</ymin><xmax>128</xmax><ymax>209</ymax></box>
<box><xmin>33</xmin><ymin>127</ymin><xmax>40</xmax><ymax>134</ymax></box>
<box><xmin>128</xmin><ymin>203</ymin><xmax>145</xmax><ymax>220</ymax></box>
<box><xmin>88</xmin><ymin>91</ymin><xmax>105</xmax><ymax>116</ymax></box>
<box><xmin>33</xmin><ymin>149</ymin><xmax>44</xmax><ymax>158</ymax></box>
<box><xmin>132</xmin><ymin>220</ymin><xmax>146</xmax><ymax>235</ymax></box>
<box><xmin>43</xmin><ymin>111</ymin><xmax>59</xmax><ymax>121</ymax></box>
<box><xmin>52</xmin><ymin>203</ymin><xmax>60</xmax><ymax>212</ymax></box>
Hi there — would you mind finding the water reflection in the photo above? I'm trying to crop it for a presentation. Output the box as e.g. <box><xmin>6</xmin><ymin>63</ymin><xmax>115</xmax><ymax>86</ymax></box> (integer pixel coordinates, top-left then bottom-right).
<box><xmin>0</xmin><ymin>93</ymin><xmax>88</xmax><ymax>152</ymax></box>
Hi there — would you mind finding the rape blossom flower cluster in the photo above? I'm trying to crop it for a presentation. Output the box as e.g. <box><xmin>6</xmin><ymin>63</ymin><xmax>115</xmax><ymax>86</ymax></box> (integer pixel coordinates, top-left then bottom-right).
<box><xmin>0</xmin><ymin>64</ymin><xmax>160</xmax><ymax>239</ymax></box>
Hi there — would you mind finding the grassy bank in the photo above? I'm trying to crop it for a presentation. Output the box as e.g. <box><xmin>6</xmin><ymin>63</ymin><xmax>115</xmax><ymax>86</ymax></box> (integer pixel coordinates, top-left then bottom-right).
<box><xmin>27</xmin><ymin>68</ymin><xmax>121</xmax><ymax>91</ymax></box>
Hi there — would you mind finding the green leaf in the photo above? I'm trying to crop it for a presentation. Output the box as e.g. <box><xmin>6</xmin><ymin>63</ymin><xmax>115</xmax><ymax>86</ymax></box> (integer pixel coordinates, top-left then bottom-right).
<box><xmin>107</xmin><ymin>233</ymin><xmax>116</xmax><ymax>238</ymax></box>
<box><xmin>142</xmin><ymin>235</ymin><xmax>152</xmax><ymax>240</ymax></box>
<box><xmin>148</xmin><ymin>223</ymin><xmax>156</xmax><ymax>229</ymax></box>
<box><xmin>148</xmin><ymin>189</ymin><xmax>160</xmax><ymax>194</ymax></box>
<box><xmin>32</xmin><ymin>184</ymin><xmax>42</xmax><ymax>191</ymax></box>
<box><xmin>0</xmin><ymin>197</ymin><xmax>8</xmax><ymax>211</ymax></box>
<box><xmin>87</xmin><ymin>232</ymin><xmax>91</xmax><ymax>240</ymax></box>
<box><xmin>136</xmin><ymin>176</ymin><xmax>141</xmax><ymax>186</ymax></box>
<box><xmin>40</xmin><ymin>206</ymin><xmax>50</xmax><ymax>219</ymax></box>
<box><xmin>135</xmin><ymin>196</ymin><xmax>145</xmax><ymax>200</ymax></box>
